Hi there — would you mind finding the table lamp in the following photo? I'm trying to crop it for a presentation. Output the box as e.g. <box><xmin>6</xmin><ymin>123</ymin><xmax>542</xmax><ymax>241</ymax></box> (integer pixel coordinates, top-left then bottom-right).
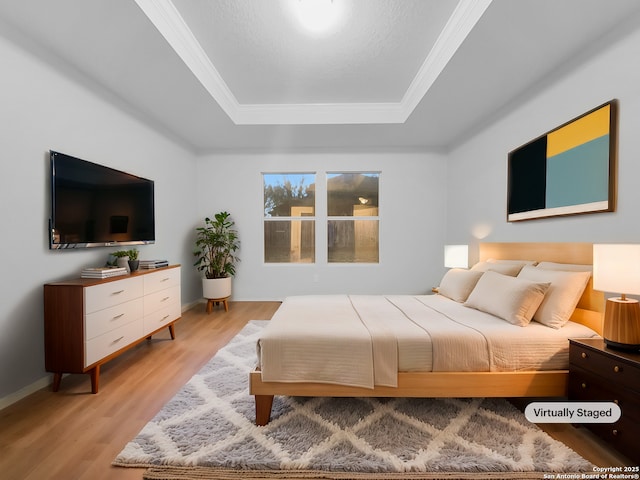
<box><xmin>444</xmin><ymin>245</ymin><xmax>469</xmax><ymax>269</ymax></box>
<box><xmin>593</xmin><ymin>244</ymin><xmax>640</xmax><ymax>351</ymax></box>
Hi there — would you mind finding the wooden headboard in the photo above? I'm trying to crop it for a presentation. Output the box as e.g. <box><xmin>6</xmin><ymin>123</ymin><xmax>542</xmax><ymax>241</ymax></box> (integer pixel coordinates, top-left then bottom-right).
<box><xmin>478</xmin><ymin>242</ymin><xmax>604</xmax><ymax>335</ymax></box>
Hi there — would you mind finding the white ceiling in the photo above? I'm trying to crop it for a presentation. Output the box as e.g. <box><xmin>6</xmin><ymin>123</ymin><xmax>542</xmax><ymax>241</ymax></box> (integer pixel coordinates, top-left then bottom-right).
<box><xmin>1</xmin><ymin>0</ymin><xmax>640</xmax><ymax>153</ymax></box>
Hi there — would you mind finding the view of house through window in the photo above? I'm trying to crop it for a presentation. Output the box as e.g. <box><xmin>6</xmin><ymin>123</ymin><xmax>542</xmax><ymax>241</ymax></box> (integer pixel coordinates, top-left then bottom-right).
<box><xmin>263</xmin><ymin>172</ymin><xmax>379</xmax><ymax>264</ymax></box>
<box><xmin>263</xmin><ymin>173</ymin><xmax>316</xmax><ymax>263</ymax></box>
<box><xmin>327</xmin><ymin>172</ymin><xmax>379</xmax><ymax>263</ymax></box>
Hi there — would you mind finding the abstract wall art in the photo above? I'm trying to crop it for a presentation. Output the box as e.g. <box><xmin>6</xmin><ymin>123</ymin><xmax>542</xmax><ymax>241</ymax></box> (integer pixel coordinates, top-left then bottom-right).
<box><xmin>507</xmin><ymin>100</ymin><xmax>618</xmax><ymax>221</ymax></box>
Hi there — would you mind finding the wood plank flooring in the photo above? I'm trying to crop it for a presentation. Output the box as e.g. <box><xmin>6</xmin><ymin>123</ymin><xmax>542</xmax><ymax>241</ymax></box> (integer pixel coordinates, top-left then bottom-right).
<box><xmin>0</xmin><ymin>301</ymin><xmax>632</xmax><ymax>480</ymax></box>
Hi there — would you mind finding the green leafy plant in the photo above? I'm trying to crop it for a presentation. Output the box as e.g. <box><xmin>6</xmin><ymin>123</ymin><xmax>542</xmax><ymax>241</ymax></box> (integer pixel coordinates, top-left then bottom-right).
<box><xmin>193</xmin><ymin>211</ymin><xmax>240</xmax><ymax>279</ymax></box>
<box><xmin>126</xmin><ymin>248</ymin><xmax>139</xmax><ymax>261</ymax></box>
<box><xmin>111</xmin><ymin>250</ymin><xmax>130</xmax><ymax>258</ymax></box>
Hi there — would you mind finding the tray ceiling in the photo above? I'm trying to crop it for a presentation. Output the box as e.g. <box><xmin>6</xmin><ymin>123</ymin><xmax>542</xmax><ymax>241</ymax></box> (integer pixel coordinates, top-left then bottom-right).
<box><xmin>1</xmin><ymin>0</ymin><xmax>640</xmax><ymax>151</ymax></box>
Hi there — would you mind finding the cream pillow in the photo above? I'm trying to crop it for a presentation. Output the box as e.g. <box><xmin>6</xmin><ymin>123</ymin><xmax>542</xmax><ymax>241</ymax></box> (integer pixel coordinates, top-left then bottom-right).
<box><xmin>535</xmin><ymin>261</ymin><xmax>592</xmax><ymax>272</ymax></box>
<box><xmin>438</xmin><ymin>269</ymin><xmax>484</xmax><ymax>303</ymax></box>
<box><xmin>517</xmin><ymin>265</ymin><xmax>591</xmax><ymax>328</ymax></box>
<box><xmin>470</xmin><ymin>261</ymin><xmax>524</xmax><ymax>276</ymax></box>
<box><xmin>464</xmin><ymin>271</ymin><xmax>550</xmax><ymax>326</ymax></box>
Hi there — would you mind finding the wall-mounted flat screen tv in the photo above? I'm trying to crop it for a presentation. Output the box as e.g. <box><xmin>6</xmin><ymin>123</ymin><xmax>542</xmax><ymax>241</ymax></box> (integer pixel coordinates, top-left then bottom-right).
<box><xmin>50</xmin><ymin>150</ymin><xmax>155</xmax><ymax>249</ymax></box>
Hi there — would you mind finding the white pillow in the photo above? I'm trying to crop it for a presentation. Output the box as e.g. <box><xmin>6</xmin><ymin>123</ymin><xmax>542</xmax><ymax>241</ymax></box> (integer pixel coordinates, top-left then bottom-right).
<box><xmin>535</xmin><ymin>261</ymin><xmax>592</xmax><ymax>272</ymax></box>
<box><xmin>470</xmin><ymin>261</ymin><xmax>524</xmax><ymax>276</ymax></box>
<box><xmin>517</xmin><ymin>265</ymin><xmax>591</xmax><ymax>328</ymax></box>
<box><xmin>464</xmin><ymin>271</ymin><xmax>550</xmax><ymax>326</ymax></box>
<box><xmin>438</xmin><ymin>269</ymin><xmax>484</xmax><ymax>303</ymax></box>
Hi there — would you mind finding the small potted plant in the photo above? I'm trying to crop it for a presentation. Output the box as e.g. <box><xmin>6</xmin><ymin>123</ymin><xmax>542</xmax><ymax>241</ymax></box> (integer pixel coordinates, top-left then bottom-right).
<box><xmin>126</xmin><ymin>248</ymin><xmax>140</xmax><ymax>272</ymax></box>
<box><xmin>193</xmin><ymin>211</ymin><xmax>240</xmax><ymax>300</ymax></box>
<box><xmin>111</xmin><ymin>250</ymin><xmax>131</xmax><ymax>272</ymax></box>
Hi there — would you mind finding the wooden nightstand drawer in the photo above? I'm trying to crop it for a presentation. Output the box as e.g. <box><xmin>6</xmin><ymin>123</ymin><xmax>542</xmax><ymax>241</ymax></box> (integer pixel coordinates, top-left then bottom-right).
<box><xmin>568</xmin><ymin>368</ymin><xmax>640</xmax><ymax>422</ymax></box>
<box><xmin>569</xmin><ymin>343</ymin><xmax>640</xmax><ymax>391</ymax></box>
<box><xmin>585</xmin><ymin>416</ymin><xmax>640</xmax><ymax>464</ymax></box>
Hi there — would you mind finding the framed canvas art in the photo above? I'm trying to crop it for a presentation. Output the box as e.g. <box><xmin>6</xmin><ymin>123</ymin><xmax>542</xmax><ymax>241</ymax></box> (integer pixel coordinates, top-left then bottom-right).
<box><xmin>507</xmin><ymin>100</ymin><xmax>618</xmax><ymax>222</ymax></box>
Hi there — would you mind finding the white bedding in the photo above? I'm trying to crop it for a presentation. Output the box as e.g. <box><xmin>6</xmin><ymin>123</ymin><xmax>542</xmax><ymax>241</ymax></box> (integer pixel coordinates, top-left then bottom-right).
<box><xmin>256</xmin><ymin>294</ymin><xmax>599</xmax><ymax>389</ymax></box>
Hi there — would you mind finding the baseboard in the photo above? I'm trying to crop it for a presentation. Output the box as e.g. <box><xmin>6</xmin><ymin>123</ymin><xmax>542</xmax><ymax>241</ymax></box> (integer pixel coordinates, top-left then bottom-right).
<box><xmin>0</xmin><ymin>375</ymin><xmax>52</xmax><ymax>411</ymax></box>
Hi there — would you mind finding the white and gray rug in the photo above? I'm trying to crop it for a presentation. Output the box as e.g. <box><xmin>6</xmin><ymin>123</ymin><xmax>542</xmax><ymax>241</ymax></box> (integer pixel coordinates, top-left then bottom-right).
<box><xmin>113</xmin><ymin>320</ymin><xmax>593</xmax><ymax>479</ymax></box>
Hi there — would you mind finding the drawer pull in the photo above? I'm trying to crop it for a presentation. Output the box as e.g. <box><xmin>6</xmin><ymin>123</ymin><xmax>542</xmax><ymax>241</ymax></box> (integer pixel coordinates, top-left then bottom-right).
<box><xmin>111</xmin><ymin>290</ymin><xmax>125</xmax><ymax>295</ymax></box>
<box><xmin>581</xmin><ymin>352</ymin><xmax>587</xmax><ymax>359</ymax></box>
<box><xmin>112</xmin><ymin>313</ymin><xmax>125</xmax><ymax>320</ymax></box>
<box><xmin>613</xmin><ymin>365</ymin><xmax>620</xmax><ymax>373</ymax></box>
<box><xmin>111</xmin><ymin>336</ymin><xmax>125</xmax><ymax>344</ymax></box>
<box><xmin>161</xmin><ymin>277</ymin><xmax>170</xmax><ymax>282</ymax></box>
<box><xmin>161</xmin><ymin>296</ymin><xmax>170</xmax><ymax>302</ymax></box>
<box><xmin>161</xmin><ymin>315</ymin><xmax>170</xmax><ymax>321</ymax></box>
<box><xmin>581</xmin><ymin>382</ymin><xmax>587</xmax><ymax>389</ymax></box>
<box><xmin>612</xmin><ymin>429</ymin><xmax>618</xmax><ymax>436</ymax></box>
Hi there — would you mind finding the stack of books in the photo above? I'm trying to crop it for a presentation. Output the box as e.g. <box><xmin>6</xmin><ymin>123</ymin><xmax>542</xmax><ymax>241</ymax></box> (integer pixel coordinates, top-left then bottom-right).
<box><xmin>140</xmin><ymin>259</ymin><xmax>169</xmax><ymax>269</ymax></box>
<box><xmin>81</xmin><ymin>267</ymin><xmax>128</xmax><ymax>279</ymax></box>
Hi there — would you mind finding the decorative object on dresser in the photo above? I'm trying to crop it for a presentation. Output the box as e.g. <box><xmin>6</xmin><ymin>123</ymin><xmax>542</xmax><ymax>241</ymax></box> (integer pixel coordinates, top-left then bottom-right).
<box><xmin>193</xmin><ymin>211</ymin><xmax>240</xmax><ymax>313</ymax></box>
<box><xmin>568</xmin><ymin>338</ymin><xmax>640</xmax><ymax>463</ymax></box>
<box><xmin>593</xmin><ymin>244</ymin><xmax>640</xmax><ymax>350</ymax></box>
<box><xmin>44</xmin><ymin>265</ymin><xmax>181</xmax><ymax>393</ymax></box>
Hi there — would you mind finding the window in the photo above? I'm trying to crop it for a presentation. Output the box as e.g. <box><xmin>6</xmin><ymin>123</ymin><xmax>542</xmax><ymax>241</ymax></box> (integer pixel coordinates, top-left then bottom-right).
<box><xmin>263</xmin><ymin>173</ymin><xmax>315</xmax><ymax>263</ymax></box>
<box><xmin>327</xmin><ymin>172</ymin><xmax>379</xmax><ymax>263</ymax></box>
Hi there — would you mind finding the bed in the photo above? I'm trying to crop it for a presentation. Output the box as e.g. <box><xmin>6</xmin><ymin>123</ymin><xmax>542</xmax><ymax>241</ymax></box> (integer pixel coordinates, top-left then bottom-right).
<box><xmin>249</xmin><ymin>242</ymin><xmax>604</xmax><ymax>425</ymax></box>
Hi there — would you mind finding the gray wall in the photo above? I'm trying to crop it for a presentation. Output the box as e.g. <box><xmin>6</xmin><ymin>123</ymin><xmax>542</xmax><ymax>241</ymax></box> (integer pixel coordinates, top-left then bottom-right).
<box><xmin>445</xmin><ymin>23</ymin><xmax>640</xmax><ymax>263</ymax></box>
<box><xmin>0</xmin><ymin>30</ymin><xmax>199</xmax><ymax>404</ymax></box>
<box><xmin>194</xmin><ymin>151</ymin><xmax>448</xmax><ymax>300</ymax></box>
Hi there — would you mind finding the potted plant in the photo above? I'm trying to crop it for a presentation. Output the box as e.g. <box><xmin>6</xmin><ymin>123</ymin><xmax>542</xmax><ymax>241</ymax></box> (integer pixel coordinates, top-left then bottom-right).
<box><xmin>111</xmin><ymin>250</ymin><xmax>131</xmax><ymax>272</ymax></box>
<box><xmin>126</xmin><ymin>248</ymin><xmax>140</xmax><ymax>272</ymax></box>
<box><xmin>193</xmin><ymin>211</ymin><xmax>240</xmax><ymax>300</ymax></box>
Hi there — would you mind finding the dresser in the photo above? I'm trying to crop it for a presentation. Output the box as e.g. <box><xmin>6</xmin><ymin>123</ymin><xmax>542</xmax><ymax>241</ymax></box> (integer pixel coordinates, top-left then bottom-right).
<box><xmin>44</xmin><ymin>265</ymin><xmax>181</xmax><ymax>393</ymax></box>
<box><xmin>568</xmin><ymin>338</ymin><xmax>640</xmax><ymax>463</ymax></box>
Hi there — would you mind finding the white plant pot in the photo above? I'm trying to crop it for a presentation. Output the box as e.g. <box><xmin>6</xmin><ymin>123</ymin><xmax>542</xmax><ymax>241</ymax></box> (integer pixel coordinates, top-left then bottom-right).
<box><xmin>202</xmin><ymin>277</ymin><xmax>232</xmax><ymax>299</ymax></box>
<box><xmin>116</xmin><ymin>256</ymin><xmax>130</xmax><ymax>273</ymax></box>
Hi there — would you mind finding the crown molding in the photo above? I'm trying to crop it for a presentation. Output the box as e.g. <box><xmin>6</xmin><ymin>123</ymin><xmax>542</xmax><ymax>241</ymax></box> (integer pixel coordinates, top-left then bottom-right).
<box><xmin>135</xmin><ymin>0</ymin><xmax>492</xmax><ymax>125</ymax></box>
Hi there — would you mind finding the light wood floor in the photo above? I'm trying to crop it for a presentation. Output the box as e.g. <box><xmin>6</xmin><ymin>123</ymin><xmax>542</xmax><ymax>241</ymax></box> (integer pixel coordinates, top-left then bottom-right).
<box><xmin>0</xmin><ymin>301</ymin><xmax>631</xmax><ymax>480</ymax></box>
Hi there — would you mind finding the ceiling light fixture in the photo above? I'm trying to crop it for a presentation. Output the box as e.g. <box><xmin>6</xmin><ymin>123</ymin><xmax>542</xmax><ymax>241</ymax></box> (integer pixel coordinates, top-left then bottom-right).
<box><xmin>293</xmin><ymin>0</ymin><xmax>342</xmax><ymax>34</ymax></box>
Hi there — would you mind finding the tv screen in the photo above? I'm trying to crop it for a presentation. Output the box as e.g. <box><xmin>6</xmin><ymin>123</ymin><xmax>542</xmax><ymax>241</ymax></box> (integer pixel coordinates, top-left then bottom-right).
<box><xmin>50</xmin><ymin>150</ymin><xmax>155</xmax><ymax>249</ymax></box>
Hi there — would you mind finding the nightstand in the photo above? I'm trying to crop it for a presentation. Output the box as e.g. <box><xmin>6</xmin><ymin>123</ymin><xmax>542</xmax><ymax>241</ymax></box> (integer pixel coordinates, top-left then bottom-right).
<box><xmin>568</xmin><ymin>338</ymin><xmax>640</xmax><ymax>463</ymax></box>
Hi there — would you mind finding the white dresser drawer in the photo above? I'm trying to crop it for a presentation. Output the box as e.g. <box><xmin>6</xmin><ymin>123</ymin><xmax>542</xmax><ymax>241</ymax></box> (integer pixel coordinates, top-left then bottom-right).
<box><xmin>144</xmin><ymin>267</ymin><xmax>180</xmax><ymax>294</ymax></box>
<box><xmin>85</xmin><ymin>298</ymin><xmax>144</xmax><ymax>341</ymax></box>
<box><xmin>85</xmin><ymin>319</ymin><xmax>143</xmax><ymax>367</ymax></box>
<box><xmin>85</xmin><ymin>277</ymin><xmax>144</xmax><ymax>314</ymax></box>
<box><xmin>144</xmin><ymin>285</ymin><xmax>180</xmax><ymax>315</ymax></box>
<box><xmin>144</xmin><ymin>302</ymin><xmax>181</xmax><ymax>334</ymax></box>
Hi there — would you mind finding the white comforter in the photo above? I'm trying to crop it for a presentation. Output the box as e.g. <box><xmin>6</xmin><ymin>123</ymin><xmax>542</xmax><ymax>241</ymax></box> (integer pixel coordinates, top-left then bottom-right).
<box><xmin>256</xmin><ymin>294</ymin><xmax>599</xmax><ymax>389</ymax></box>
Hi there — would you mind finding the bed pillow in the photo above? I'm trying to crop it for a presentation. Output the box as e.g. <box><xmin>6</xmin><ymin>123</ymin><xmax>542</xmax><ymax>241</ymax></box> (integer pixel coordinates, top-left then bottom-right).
<box><xmin>437</xmin><ymin>268</ymin><xmax>484</xmax><ymax>303</ymax></box>
<box><xmin>517</xmin><ymin>265</ymin><xmax>591</xmax><ymax>328</ymax></box>
<box><xmin>464</xmin><ymin>271</ymin><xmax>550</xmax><ymax>326</ymax></box>
<box><xmin>535</xmin><ymin>261</ymin><xmax>592</xmax><ymax>272</ymax></box>
<box><xmin>470</xmin><ymin>261</ymin><xmax>524</xmax><ymax>276</ymax></box>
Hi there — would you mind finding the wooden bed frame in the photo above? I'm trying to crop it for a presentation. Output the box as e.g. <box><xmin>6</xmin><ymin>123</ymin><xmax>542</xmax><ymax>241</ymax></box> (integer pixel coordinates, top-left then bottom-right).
<box><xmin>249</xmin><ymin>242</ymin><xmax>604</xmax><ymax>425</ymax></box>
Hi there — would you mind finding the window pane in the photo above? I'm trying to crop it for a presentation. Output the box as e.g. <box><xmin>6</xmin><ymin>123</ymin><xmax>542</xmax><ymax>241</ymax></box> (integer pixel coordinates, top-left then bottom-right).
<box><xmin>264</xmin><ymin>173</ymin><xmax>315</xmax><ymax>217</ymax></box>
<box><xmin>265</xmin><ymin>220</ymin><xmax>315</xmax><ymax>263</ymax></box>
<box><xmin>327</xmin><ymin>172</ymin><xmax>379</xmax><ymax>216</ymax></box>
<box><xmin>328</xmin><ymin>219</ymin><xmax>379</xmax><ymax>263</ymax></box>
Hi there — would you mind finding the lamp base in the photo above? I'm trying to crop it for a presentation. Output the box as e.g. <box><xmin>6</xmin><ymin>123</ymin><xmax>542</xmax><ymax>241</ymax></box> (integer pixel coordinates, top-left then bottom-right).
<box><xmin>603</xmin><ymin>297</ymin><xmax>640</xmax><ymax>351</ymax></box>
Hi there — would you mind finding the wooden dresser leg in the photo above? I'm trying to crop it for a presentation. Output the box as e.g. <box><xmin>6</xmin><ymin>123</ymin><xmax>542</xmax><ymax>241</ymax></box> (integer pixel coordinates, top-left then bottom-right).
<box><xmin>90</xmin><ymin>365</ymin><xmax>100</xmax><ymax>394</ymax></box>
<box><xmin>168</xmin><ymin>323</ymin><xmax>175</xmax><ymax>340</ymax></box>
<box><xmin>255</xmin><ymin>395</ymin><xmax>274</xmax><ymax>426</ymax></box>
<box><xmin>52</xmin><ymin>372</ymin><xmax>62</xmax><ymax>392</ymax></box>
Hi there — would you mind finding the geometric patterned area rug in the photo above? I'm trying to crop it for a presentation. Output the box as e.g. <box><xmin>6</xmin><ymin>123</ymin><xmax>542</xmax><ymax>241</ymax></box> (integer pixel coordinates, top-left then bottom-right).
<box><xmin>113</xmin><ymin>320</ymin><xmax>593</xmax><ymax>480</ymax></box>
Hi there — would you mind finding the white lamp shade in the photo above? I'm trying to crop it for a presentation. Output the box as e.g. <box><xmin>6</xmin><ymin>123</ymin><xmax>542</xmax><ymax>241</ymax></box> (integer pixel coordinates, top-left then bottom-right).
<box><xmin>444</xmin><ymin>245</ymin><xmax>469</xmax><ymax>269</ymax></box>
<box><xmin>593</xmin><ymin>244</ymin><xmax>640</xmax><ymax>295</ymax></box>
